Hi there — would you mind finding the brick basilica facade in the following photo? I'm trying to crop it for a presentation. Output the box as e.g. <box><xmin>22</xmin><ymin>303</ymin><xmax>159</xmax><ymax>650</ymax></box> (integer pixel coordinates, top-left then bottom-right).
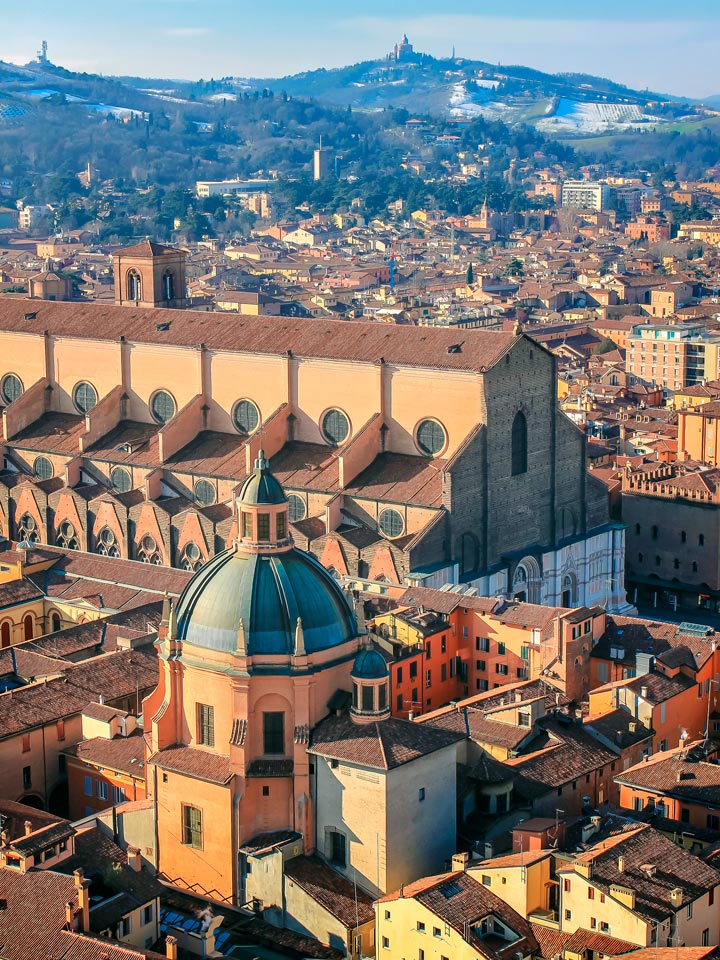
<box><xmin>0</xmin><ymin>245</ymin><xmax>629</xmax><ymax>611</ymax></box>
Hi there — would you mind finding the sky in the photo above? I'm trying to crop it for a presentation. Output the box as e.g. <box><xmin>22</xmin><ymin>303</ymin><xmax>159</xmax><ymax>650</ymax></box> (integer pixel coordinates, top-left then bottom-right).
<box><xmin>1</xmin><ymin>0</ymin><xmax>718</xmax><ymax>98</ymax></box>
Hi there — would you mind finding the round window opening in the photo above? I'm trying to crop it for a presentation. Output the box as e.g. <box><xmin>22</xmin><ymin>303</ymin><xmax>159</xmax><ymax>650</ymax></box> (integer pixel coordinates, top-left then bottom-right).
<box><xmin>379</xmin><ymin>508</ymin><xmax>405</xmax><ymax>539</ymax></box>
<box><xmin>233</xmin><ymin>399</ymin><xmax>260</xmax><ymax>435</ymax></box>
<box><xmin>321</xmin><ymin>408</ymin><xmax>350</xmax><ymax>446</ymax></box>
<box><xmin>142</xmin><ymin>535</ymin><xmax>157</xmax><ymax>554</ymax></box>
<box><xmin>73</xmin><ymin>381</ymin><xmax>98</xmax><ymax>415</ymax></box>
<box><xmin>34</xmin><ymin>456</ymin><xmax>53</xmax><ymax>481</ymax></box>
<box><xmin>111</xmin><ymin>467</ymin><xmax>132</xmax><ymax>494</ymax></box>
<box><xmin>1</xmin><ymin>374</ymin><xmax>23</xmax><ymax>405</ymax></box>
<box><xmin>288</xmin><ymin>494</ymin><xmax>306</xmax><ymax>523</ymax></box>
<box><xmin>185</xmin><ymin>541</ymin><xmax>201</xmax><ymax>562</ymax></box>
<box><xmin>59</xmin><ymin>521</ymin><xmax>75</xmax><ymax>538</ymax></box>
<box><xmin>100</xmin><ymin>528</ymin><xmax>116</xmax><ymax>547</ymax></box>
<box><xmin>416</xmin><ymin>419</ymin><xmax>446</xmax><ymax>457</ymax></box>
<box><xmin>195</xmin><ymin>479</ymin><xmax>216</xmax><ymax>506</ymax></box>
<box><xmin>150</xmin><ymin>390</ymin><xmax>176</xmax><ymax>424</ymax></box>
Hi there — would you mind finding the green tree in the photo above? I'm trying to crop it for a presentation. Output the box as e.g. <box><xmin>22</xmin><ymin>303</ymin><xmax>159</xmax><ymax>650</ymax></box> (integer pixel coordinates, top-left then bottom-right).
<box><xmin>466</xmin><ymin>262</ymin><xmax>474</xmax><ymax>285</ymax></box>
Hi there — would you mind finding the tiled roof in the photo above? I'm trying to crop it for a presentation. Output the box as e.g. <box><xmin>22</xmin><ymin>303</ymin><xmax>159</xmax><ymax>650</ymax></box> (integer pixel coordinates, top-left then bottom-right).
<box><xmin>410</xmin><ymin>871</ymin><xmax>539</xmax><ymax>960</ymax></box>
<box><xmin>284</xmin><ymin>855</ymin><xmax>375</xmax><ymax>927</ymax></box>
<box><xmin>507</xmin><ymin>717</ymin><xmax>618</xmax><ymax>798</ymax></box>
<box><xmin>531</xmin><ymin>923</ymin><xmax>571</xmax><ymax>959</ymax></box>
<box><xmin>615</xmin><ymin>752</ymin><xmax>720</xmax><ymax>805</ymax></box>
<box><xmin>245</xmin><ymin>758</ymin><xmax>294</xmax><ymax>778</ymax></box>
<box><xmin>0</xmin><ymin>868</ymin><xmax>165</xmax><ymax>960</ymax></box>
<box><xmin>0</xmin><ymin>648</ymin><xmax>158</xmax><ymax>739</ymax></box>
<box><xmin>626</xmin><ymin>670</ymin><xmax>696</xmax><ymax>704</ymax></box>
<box><xmin>309</xmin><ymin>713</ymin><xmax>462</xmax><ymax>770</ymax></box>
<box><xmin>0</xmin><ymin>576</ymin><xmax>45</xmax><ymax>608</ymax></box>
<box><xmin>239</xmin><ymin>830</ymin><xmax>301</xmax><ymax>856</ymax></box>
<box><xmin>64</xmin><ymin>730</ymin><xmax>146</xmax><ymax>777</ymax></box>
<box><xmin>0</xmin><ymin>299</ymin><xmax>518</xmax><ymax>372</ymax></box>
<box><xmin>585</xmin><ymin>709</ymin><xmax>654</xmax><ymax>749</ymax></box>
<box><xmin>563</xmin><ymin>928</ymin><xmax>638</xmax><ymax>956</ymax></box>
<box><xmin>567</xmin><ymin>825</ymin><xmax>720</xmax><ymax>923</ymax></box>
<box><xmin>147</xmin><ymin>744</ymin><xmax>233</xmax><ymax>784</ymax></box>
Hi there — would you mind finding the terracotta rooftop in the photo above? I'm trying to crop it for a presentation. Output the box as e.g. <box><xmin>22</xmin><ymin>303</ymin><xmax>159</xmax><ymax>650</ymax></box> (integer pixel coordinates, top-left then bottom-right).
<box><xmin>284</xmin><ymin>855</ymin><xmax>375</xmax><ymax>927</ymax></box>
<box><xmin>309</xmin><ymin>712</ymin><xmax>462</xmax><ymax>770</ymax></box>
<box><xmin>147</xmin><ymin>744</ymin><xmax>233</xmax><ymax>784</ymax></box>
<box><xmin>615</xmin><ymin>751</ymin><xmax>720</xmax><ymax>806</ymax></box>
<box><xmin>0</xmin><ymin>298</ymin><xmax>519</xmax><ymax>372</ymax></box>
<box><xmin>64</xmin><ymin>729</ymin><xmax>146</xmax><ymax>777</ymax></box>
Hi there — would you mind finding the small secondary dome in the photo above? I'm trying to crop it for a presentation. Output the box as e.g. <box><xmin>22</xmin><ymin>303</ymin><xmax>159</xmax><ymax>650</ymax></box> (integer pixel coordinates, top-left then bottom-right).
<box><xmin>351</xmin><ymin>646</ymin><xmax>388</xmax><ymax>680</ymax></box>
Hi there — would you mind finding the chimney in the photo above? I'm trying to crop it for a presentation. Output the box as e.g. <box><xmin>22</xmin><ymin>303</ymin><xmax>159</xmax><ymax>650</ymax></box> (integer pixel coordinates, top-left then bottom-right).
<box><xmin>166</xmin><ymin>936</ymin><xmax>178</xmax><ymax>960</ymax></box>
<box><xmin>24</xmin><ymin>820</ymin><xmax>32</xmax><ymax>837</ymax></box>
<box><xmin>126</xmin><ymin>845</ymin><xmax>141</xmax><ymax>873</ymax></box>
<box><xmin>74</xmin><ymin>869</ymin><xmax>90</xmax><ymax>932</ymax></box>
<box><xmin>670</xmin><ymin>887</ymin><xmax>683</xmax><ymax>908</ymax></box>
<box><xmin>640</xmin><ymin>686</ymin><xmax>648</xmax><ymax>699</ymax></box>
<box><xmin>65</xmin><ymin>901</ymin><xmax>76</xmax><ymax>930</ymax></box>
<box><xmin>452</xmin><ymin>852</ymin><xmax>470</xmax><ymax>872</ymax></box>
<box><xmin>618</xmin><ymin>856</ymin><xmax>625</xmax><ymax>873</ymax></box>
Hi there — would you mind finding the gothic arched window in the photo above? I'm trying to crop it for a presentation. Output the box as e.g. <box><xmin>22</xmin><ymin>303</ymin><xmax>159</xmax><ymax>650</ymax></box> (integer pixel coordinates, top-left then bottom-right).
<box><xmin>97</xmin><ymin>527</ymin><xmax>120</xmax><ymax>558</ymax></box>
<box><xmin>511</xmin><ymin>411</ymin><xmax>528</xmax><ymax>476</ymax></box>
<box><xmin>56</xmin><ymin>520</ymin><xmax>79</xmax><ymax>551</ymax></box>
<box><xmin>17</xmin><ymin>513</ymin><xmax>39</xmax><ymax>543</ymax></box>
<box><xmin>138</xmin><ymin>534</ymin><xmax>162</xmax><ymax>565</ymax></box>
<box><xmin>180</xmin><ymin>541</ymin><xmax>202</xmax><ymax>571</ymax></box>
<box><xmin>163</xmin><ymin>270</ymin><xmax>174</xmax><ymax>301</ymax></box>
<box><xmin>127</xmin><ymin>269</ymin><xmax>142</xmax><ymax>302</ymax></box>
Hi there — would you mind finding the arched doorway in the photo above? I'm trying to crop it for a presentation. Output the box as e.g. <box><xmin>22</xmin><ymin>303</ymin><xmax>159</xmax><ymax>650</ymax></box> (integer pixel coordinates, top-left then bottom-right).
<box><xmin>562</xmin><ymin>572</ymin><xmax>578</xmax><ymax>608</ymax></box>
<box><xmin>23</xmin><ymin>614</ymin><xmax>34</xmax><ymax>641</ymax></box>
<box><xmin>512</xmin><ymin>556</ymin><xmax>542</xmax><ymax>604</ymax></box>
<box><xmin>18</xmin><ymin>793</ymin><xmax>44</xmax><ymax>810</ymax></box>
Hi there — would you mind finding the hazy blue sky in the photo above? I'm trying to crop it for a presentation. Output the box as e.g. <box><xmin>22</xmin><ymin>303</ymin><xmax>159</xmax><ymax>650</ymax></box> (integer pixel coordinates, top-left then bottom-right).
<box><xmin>1</xmin><ymin>1</ymin><xmax>718</xmax><ymax>97</ymax></box>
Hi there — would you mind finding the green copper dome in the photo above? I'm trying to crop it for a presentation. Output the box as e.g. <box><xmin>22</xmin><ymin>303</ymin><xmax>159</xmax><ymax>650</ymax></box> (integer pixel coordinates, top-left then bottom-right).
<box><xmin>175</xmin><ymin>546</ymin><xmax>358</xmax><ymax>656</ymax></box>
<box><xmin>352</xmin><ymin>647</ymin><xmax>388</xmax><ymax>680</ymax></box>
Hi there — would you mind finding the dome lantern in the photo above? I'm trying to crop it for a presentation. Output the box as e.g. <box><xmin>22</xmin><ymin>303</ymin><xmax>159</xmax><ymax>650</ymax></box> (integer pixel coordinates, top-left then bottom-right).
<box><xmin>236</xmin><ymin>448</ymin><xmax>292</xmax><ymax>553</ymax></box>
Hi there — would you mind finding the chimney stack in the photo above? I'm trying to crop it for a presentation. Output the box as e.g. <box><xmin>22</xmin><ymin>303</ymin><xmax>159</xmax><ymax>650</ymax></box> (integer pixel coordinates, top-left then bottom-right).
<box><xmin>166</xmin><ymin>935</ymin><xmax>178</xmax><ymax>960</ymax></box>
<box><xmin>618</xmin><ymin>856</ymin><xmax>625</xmax><ymax>873</ymax></box>
<box><xmin>126</xmin><ymin>845</ymin><xmax>141</xmax><ymax>872</ymax></box>
<box><xmin>452</xmin><ymin>852</ymin><xmax>470</xmax><ymax>872</ymax></box>
<box><xmin>65</xmin><ymin>901</ymin><xmax>76</xmax><ymax>930</ymax></box>
<box><xmin>73</xmin><ymin>869</ymin><xmax>90</xmax><ymax>932</ymax></box>
<box><xmin>24</xmin><ymin>820</ymin><xmax>32</xmax><ymax>837</ymax></box>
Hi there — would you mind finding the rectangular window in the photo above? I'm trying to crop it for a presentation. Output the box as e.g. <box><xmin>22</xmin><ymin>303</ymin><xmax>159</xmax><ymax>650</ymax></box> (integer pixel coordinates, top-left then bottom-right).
<box><xmin>118</xmin><ymin>916</ymin><xmax>132</xmax><ymax>938</ymax></box>
<box><xmin>183</xmin><ymin>805</ymin><xmax>203</xmax><ymax>849</ymax></box>
<box><xmin>564</xmin><ymin>879</ymin><xmax>571</xmax><ymax>892</ymax></box>
<box><xmin>197</xmin><ymin>703</ymin><xmax>215</xmax><ymax>747</ymax></box>
<box><xmin>441</xmin><ymin>663</ymin><xmax>447</xmax><ymax>682</ymax></box>
<box><xmin>418</xmin><ymin>787</ymin><xmax>425</xmax><ymax>802</ymax></box>
<box><xmin>330</xmin><ymin>830</ymin><xmax>347</xmax><ymax>867</ymax></box>
<box><xmin>257</xmin><ymin>513</ymin><xmax>270</xmax><ymax>541</ymax></box>
<box><xmin>476</xmin><ymin>660</ymin><xmax>486</xmax><ymax>671</ymax></box>
<box><xmin>482</xmin><ymin>875</ymin><xmax>492</xmax><ymax>886</ymax></box>
<box><xmin>384</xmin><ymin>911</ymin><xmax>391</xmax><ymax>921</ymax></box>
<box><xmin>263</xmin><ymin>712</ymin><xmax>285</xmax><ymax>754</ymax></box>
<box><xmin>521</xmin><ymin>646</ymin><xmax>529</xmax><ymax>661</ymax></box>
<box><xmin>417</xmin><ymin>921</ymin><xmax>426</xmax><ymax>932</ymax></box>
<box><xmin>590</xmin><ymin>918</ymin><xmax>597</xmax><ymax>929</ymax></box>
<box><xmin>22</xmin><ymin>766</ymin><xmax>31</xmax><ymax>790</ymax></box>
<box><xmin>588</xmin><ymin>888</ymin><xmax>594</xmax><ymax>899</ymax></box>
<box><xmin>426</xmin><ymin>642</ymin><xmax>431</xmax><ymax>660</ymax></box>
<box><xmin>397</xmin><ymin>666</ymin><xmax>403</xmax><ymax>683</ymax></box>
<box><xmin>702</xmin><ymin>929</ymin><xmax>710</xmax><ymax>947</ymax></box>
<box><xmin>410</xmin><ymin>662</ymin><xmax>418</xmax><ymax>679</ymax></box>
<box><xmin>441</xmin><ymin>636</ymin><xmax>447</xmax><ymax>654</ymax></box>
<box><xmin>56</xmin><ymin>720</ymin><xmax>65</xmax><ymax>742</ymax></box>
<box><xmin>565</xmin><ymin>910</ymin><xmax>572</xmax><ymax>921</ymax></box>
<box><xmin>276</xmin><ymin>512</ymin><xmax>286</xmax><ymax>540</ymax></box>
<box><xmin>433</xmin><ymin>927</ymin><xmax>441</xmax><ymax>938</ymax></box>
<box><xmin>95</xmin><ymin>780</ymin><xmax>108</xmax><ymax>801</ymax></box>
<box><xmin>426</xmin><ymin>670</ymin><xmax>431</xmax><ymax>688</ymax></box>
<box><xmin>497</xmin><ymin>641</ymin><xmax>506</xmax><ymax>655</ymax></box>
<box><xmin>382</xmin><ymin>938</ymin><xmax>390</xmax><ymax>950</ymax></box>
<box><xmin>687</xmin><ymin>903</ymin><xmax>693</xmax><ymax>919</ymax></box>
<box><xmin>242</xmin><ymin>511</ymin><xmax>252</xmax><ymax>538</ymax></box>
<box><xmin>412</xmin><ymin>687</ymin><xmax>418</xmax><ymax>705</ymax></box>
<box><xmin>21</xmin><ymin>734</ymin><xmax>30</xmax><ymax>754</ymax></box>
<box><xmin>396</xmin><ymin>693</ymin><xmax>403</xmax><ymax>712</ymax></box>
<box><xmin>84</xmin><ymin>775</ymin><xmax>93</xmax><ymax>797</ymax></box>
<box><xmin>477</xmin><ymin>636</ymin><xmax>489</xmax><ymax>652</ymax></box>
<box><xmin>495</xmin><ymin>663</ymin><xmax>508</xmax><ymax>675</ymax></box>
<box><xmin>111</xmin><ymin>785</ymin><xmax>126</xmax><ymax>804</ymax></box>
<box><xmin>141</xmin><ymin>903</ymin><xmax>155</xmax><ymax>926</ymax></box>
